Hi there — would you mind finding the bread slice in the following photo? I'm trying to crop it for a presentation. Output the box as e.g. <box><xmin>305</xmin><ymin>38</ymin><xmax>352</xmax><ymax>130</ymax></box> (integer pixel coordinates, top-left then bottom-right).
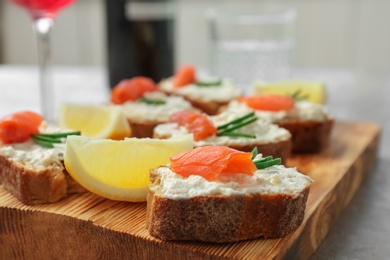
<box><xmin>277</xmin><ymin>118</ymin><xmax>334</xmax><ymax>153</ymax></box>
<box><xmin>146</xmin><ymin>165</ymin><xmax>313</xmax><ymax>242</ymax></box>
<box><xmin>226</xmin><ymin>138</ymin><xmax>292</xmax><ymax>163</ymax></box>
<box><xmin>122</xmin><ymin>92</ymin><xmax>198</xmax><ymax>138</ymax></box>
<box><xmin>127</xmin><ymin>120</ymin><xmax>158</xmax><ymax>139</ymax></box>
<box><xmin>178</xmin><ymin>95</ymin><xmax>230</xmax><ymax>116</ymax></box>
<box><xmin>0</xmin><ymin>143</ymin><xmax>85</xmax><ymax>205</ymax></box>
<box><xmin>159</xmin><ymin>78</ymin><xmax>242</xmax><ymax>115</ymax></box>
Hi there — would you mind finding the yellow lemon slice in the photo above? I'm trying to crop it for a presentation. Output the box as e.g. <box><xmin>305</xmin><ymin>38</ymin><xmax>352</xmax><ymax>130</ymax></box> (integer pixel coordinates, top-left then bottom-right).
<box><xmin>58</xmin><ymin>104</ymin><xmax>131</xmax><ymax>140</ymax></box>
<box><xmin>64</xmin><ymin>134</ymin><xmax>193</xmax><ymax>202</ymax></box>
<box><xmin>252</xmin><ymin>80</ymin><xmax>327</xmax><ymax>104</ymax></box>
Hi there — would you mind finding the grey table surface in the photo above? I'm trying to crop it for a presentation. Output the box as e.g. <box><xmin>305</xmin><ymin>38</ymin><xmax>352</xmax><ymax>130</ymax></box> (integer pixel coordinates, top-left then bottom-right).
<box><xmin>0</xmin><ymin>65</ymin><xmax>389</xmax><ymax>259</ymax></box>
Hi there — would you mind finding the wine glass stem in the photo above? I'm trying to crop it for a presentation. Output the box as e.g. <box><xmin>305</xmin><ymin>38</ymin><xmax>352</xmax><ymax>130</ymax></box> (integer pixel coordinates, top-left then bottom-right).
<box><xmin>33</xmin><ymin>17</ymin><xmax>55</xmax><ymax>123</ymax></box>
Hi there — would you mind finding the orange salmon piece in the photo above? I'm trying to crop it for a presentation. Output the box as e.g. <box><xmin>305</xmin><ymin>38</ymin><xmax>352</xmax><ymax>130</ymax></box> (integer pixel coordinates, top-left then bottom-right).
<box><xmin>172</xmin><ymin>65</ymin><xmax>196</xmax><ymax>88</ymax></box>
<box><xmin>238</xmin><ymin>94</ymin><xmax>295</xmax><ymax>112</ymax></box>
<box><xmin>170</xmin><ymin>111</ymin><xmax>217</xmax><ymax>141</ymax></box>
<box><xmin>0</xmin><ymin>111</ymin><xmax>43</xmax><ymax>144</ymax></box>
<box><xmin>170</xmin><ymin>146</ymin><xmax>256</xmax><ymax>181</ymax></box>
<box><xmin>169</xmin><ymin>110</ymin><xmax>199</xmax><ymax>126</ymax></box>
<box><xmin>111</xmin><ymin>76</ymin><xmax>157</xmax><ymax>104</ymax></box>
<box><xmin>131</xmin><ymin>76</ymin><xmax>158</xmax><ymax>92</ymax></box>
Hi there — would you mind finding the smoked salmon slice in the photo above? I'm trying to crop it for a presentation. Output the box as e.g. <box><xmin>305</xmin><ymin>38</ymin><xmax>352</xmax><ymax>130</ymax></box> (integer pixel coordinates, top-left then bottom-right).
<box><xmin>111</xmin><ymin>76</ymin><xmax>157</xmax><ymax>104</ymax></box>
<box><xmin>170</xmin><ymin>146</ymin><xmax>256</xmax><ymax>181</ymax></box>
<box><xmin>172</xmin><ymin>65</ymin><xmax>196</xmax><ymax>88</ymax></box>
<box><xmin>238</xmin><ymin>94</ymin><xmax>295</xmax><ymax>112</ymax></box>
<box><xmin>169</xmin><ymin>110</ymin><xmax>217</xmax><ymax>141</ymax></box>
<box><xmin>0</xmin><ymin>111</ymin><xmax>43</xmax><ymax>144</ymax></box>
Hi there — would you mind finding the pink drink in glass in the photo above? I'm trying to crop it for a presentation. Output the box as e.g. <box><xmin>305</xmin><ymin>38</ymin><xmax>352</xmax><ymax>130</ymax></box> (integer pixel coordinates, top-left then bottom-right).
<box><xmin>12</xmin><ymin>0</ymin><xmax>75</xmax><ymax>19</ymax></box>
<box><xmin>11</xmin><ymin>0</ymin><xmax>75</xmax><ymax>122</ymax></box>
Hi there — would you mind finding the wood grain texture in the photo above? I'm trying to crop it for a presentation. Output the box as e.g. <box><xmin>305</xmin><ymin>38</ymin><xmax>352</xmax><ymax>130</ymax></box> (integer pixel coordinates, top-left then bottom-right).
<box><xmin>0</xmin><ymin>122</ymin><xmax>381</xmax><ymax>260</ymax></box>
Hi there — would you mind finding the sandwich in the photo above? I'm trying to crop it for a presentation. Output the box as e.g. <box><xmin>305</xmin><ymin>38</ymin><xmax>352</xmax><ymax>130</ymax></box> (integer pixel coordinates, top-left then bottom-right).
<box><xmin>158</xmin><ymin>65</ymin><xmax>242</xmax><ymax>115</ymax></box>
<box><xmin>225</xmin><ymin>94</ymin><xmax>334</xmax><ymax>152</ymax></box>
<box><xmin>0</xmin><ymin>111</ymin><xmax>85</xmax><ymax>205</ymax></box>
<box><xmin>146</xmin><ymin>146</ymin><xmax>313</xmax><ymax>242</ymax></box>
<box><xmin>111</xmin><ymin>76</ymin><xmax>197</xmax><ymax>138</ymax></box>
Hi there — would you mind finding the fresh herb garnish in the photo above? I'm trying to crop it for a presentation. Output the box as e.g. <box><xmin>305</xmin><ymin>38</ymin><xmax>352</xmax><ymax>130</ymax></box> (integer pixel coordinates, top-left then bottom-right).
<box><xmin>217</xmin><ymin>112</ymin><xmax>257</xmax><ymax>138</ymax></box>
<box><xmin>139</xmin><ymin>97</ymin><xmax>166</xmax><ymax>105</ymax></box>
<box><xmin>195</xmin><ymin>79</ymin><xmax>222</xmax><ymax>87</ymax></box>
<box><xmin>217</xmin><ymin>132</ymin><xmax>256</xmax><ymax>138</ymax></box>
<box><xmin>251</xmin><ymin>147</ymin><xmax>259</xmax><ymax>159</ymax></box>
<box><xmin>217</xmin><ymin>112</ymin><xmax>256</xmax><ymax>131</ymax></box>
<box><xmin>31</xmin><ymin>131</ymin><xmax>81</xmax><ymax>148</ymax></box>
<box><xmin>251</xmin><ymin>147</ymin><xmax>281</xmax><ymax>169</ymax></box>
<box><xmin>254</xmin><ymin>157</ymin><xmax>282</xmax><ymax>169</ymax></box>
<box><xmin>289</xmin><ymin>89</ymin><xmax>309</xmax><ymax>101</ymax></box>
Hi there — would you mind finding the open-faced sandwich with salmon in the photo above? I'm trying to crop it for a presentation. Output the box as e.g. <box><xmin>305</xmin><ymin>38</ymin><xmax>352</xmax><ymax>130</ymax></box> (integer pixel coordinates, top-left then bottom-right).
<box><xmin>153</xmin><ymin>110</ymin><xmax>292</xmax><ymax>163</ymax></box>
<box><xmin>146</xmin><ymin>146</ymin><xmax>313</xmax><ymax>242</ymax></box>
<box><xmin>224</xmin><ymin>94</ymin><xmax>334</xmax><ymax>153</ymax></box>
<box><xmin>111</xmin><ymin>76</ymin><xmax>198</xmax><ymax>138</ymax></box>
<box><xmin>0</xmin><ymin>111</ymin><xmax>85</xmax><ymax>205</ymax></box>
<box><xmin>158</xmin><ymin>65</ymin><xmax>242</xmax><ymax>115</ymax></box>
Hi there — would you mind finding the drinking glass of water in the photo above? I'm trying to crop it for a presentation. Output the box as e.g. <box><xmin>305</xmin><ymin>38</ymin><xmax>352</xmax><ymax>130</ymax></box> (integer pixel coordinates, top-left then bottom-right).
<box><xmin>207</xmin><ymin>7</ymin><xmax>296</xmax><ymax>93</ymax></box>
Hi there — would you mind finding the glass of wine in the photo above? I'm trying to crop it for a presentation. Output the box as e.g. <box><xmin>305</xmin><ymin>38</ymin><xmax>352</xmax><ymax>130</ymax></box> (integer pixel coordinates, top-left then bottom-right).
<box><xmin>11</xmin><ymin>0</ymin><xmax>75</xmax><ymax>122</ymax></box>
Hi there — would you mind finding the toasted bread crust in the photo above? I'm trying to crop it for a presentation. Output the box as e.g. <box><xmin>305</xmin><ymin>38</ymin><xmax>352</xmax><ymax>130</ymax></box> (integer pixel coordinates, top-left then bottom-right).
<box><xmin>159</xmin><ymin>89</ymin><xmax>229</xmax><ymax>116</ymax></box>
<box><xmin>227</xmin><ymin>138</ymin><xmax>292</xmax><ymax>164</ymax></box>
<box><xmin>277</xmin><ymin>118</ymin><xmax>334</xmax><ymax>153</ymax></box>
<box><xmin>180</xmin><ymin>96</ymin><xmax>229</xmax><ymax>116</ymax></box>
<box><xmin>146</xmin><ymin>168</ymin><xmax>310</xmax><ymax>242</ymax></box>
<box><xmin>127</xmin><ymin>120</ymin><xmax>159</xmax><ymax>138</ymax></box>
<box><xmin>0</xmin><ymin>154</ymin><xmax>85</xmax><ymax>205</ymax></box>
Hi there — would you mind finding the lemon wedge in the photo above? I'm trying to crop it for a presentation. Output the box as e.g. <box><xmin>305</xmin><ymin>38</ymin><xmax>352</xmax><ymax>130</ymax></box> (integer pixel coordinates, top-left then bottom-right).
<box><xmin>58</xmin><ymin>104</ymin><xmax>131</xmax><ymax>140</ymax></box>
<box><xmin>252</xmin><ymin>80</ymin><xmax>327</xmax><ymax>104</ymax></box>
<box><xmin>64</xmin><ymin>134</ymin><xmax>193</xmax><ymax>202</ymax></box>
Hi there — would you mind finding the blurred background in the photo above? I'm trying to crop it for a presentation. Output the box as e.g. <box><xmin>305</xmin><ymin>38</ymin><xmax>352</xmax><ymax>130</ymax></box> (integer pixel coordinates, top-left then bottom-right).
<box><xmin>1</xmin><ymin>0</ymin><xmax>389</xmax><ymax>84</ymax></box>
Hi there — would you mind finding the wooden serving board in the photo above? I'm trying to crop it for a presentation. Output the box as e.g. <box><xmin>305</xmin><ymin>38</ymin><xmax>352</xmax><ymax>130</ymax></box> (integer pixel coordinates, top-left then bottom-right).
<box><xmin>0</xmin><ymin>122</ymin><xmax>381</xmax><ymax>260</ymax></box>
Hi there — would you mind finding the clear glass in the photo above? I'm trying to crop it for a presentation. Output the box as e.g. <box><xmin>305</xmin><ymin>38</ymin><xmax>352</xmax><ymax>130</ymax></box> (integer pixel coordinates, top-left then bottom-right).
<box><xmin>207</xmin><ymin>7</ymin><xmax>296</xmax><ymax>93</ymax></box>
<box><xmin>11</xmin><ymin>0</ymin><xmax>75</xmax><ymax>122</ymax></box>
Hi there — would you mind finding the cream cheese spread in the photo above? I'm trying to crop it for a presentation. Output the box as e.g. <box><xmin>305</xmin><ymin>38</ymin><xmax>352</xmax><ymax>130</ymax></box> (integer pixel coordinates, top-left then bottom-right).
<box><xmin>226</xmin><ymin>99</ymin><xmax>331</xmax><ymax>122</ymax></box>
<box><xmin>122</xmin><ymin>92</ymin><xmax>195</xmax><ymax>123</ymax></box>
<box><xmin>0</xmin><ymin>140</ymin><xmax>65</xmax><ymax>171</ymax></box>
<box><xmin>285</xmin><ymin>100</ymin><xmax>330</xmax><ymax>121</ymax></box>
<box><xmin>153</xmin><ymin>164</ymin><xmax>313</xmax><ymax>199</ymax></box>
<box><xmin>153</xmin><ymin>110</ymin><xmax>291</xmax><ymax>146</ymax></box>
<box><xmin>159</xmin><ymin>78</ymin><xmax>242</xmax><ymax>102</ymax></box>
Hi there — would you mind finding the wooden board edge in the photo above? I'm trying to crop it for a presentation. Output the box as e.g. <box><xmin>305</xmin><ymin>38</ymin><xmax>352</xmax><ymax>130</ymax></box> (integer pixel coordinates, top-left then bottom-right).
<box><xmin>0</xmin><ymin>122</ymin><xmax>383</xmax><ymax>259</ymax></box>
<box><xmin>282</xmin><ymin>125</ymin><xmax>381</xmax><ymax>260</ymax></box>
<box><xmin>0</xmin><ymin>207</ymin><xmax>229</xmax><ymax>260</ymax></box>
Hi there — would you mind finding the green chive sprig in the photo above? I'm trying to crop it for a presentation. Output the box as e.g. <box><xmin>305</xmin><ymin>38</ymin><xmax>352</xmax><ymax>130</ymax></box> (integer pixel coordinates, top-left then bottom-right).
<box><xmin>195</xmin><ymin>79</ymin><xmax>222</xmax><ymax>87</ymax></box>
<box><xmin>217</xmin><ymin>112</ymin><xmax>257</xmax><ymax>138</ymax></box>
<box><xmin>251</xmin><ymin>147</ymin><xmax>259</xmax><ymax>159</ymax></box>
<box><xmin>139</xmin><ymin>97</ymin><xmax>166</xmax><ymax>105</ymax></box>
<box><xmin>31</xmin><ymin>131</ymin><xmax>81</xmax><ymax>148</ymax></box>
<box><xmin>251</xmin><ymin>147</ymin><xmax>281</xmax><ymax>169</ymax></box>
<box><xmin>290</xmin><ymin>89</ymin><xmax>309</xmax><ymax>101</ymax></box>
<box><xmin>217</xmin><ymin>132</ymin><xmax>256</xmax><ymax>138</ymax></box>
